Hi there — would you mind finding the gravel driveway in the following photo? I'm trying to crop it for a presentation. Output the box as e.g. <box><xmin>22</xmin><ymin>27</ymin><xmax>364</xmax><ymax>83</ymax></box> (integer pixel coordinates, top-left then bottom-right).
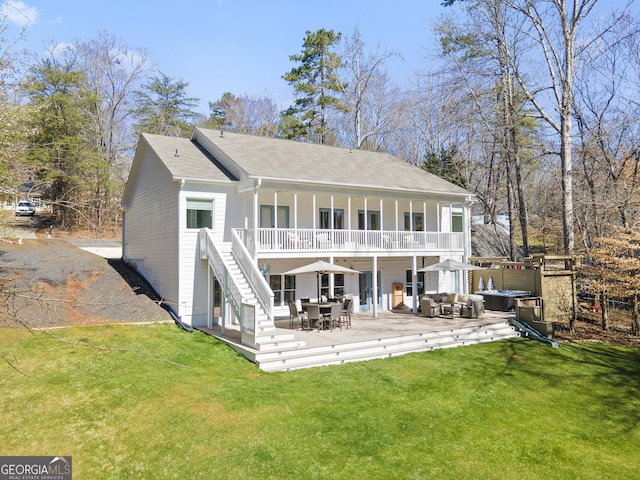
<box><xmin>0</xmin><ymin>238</ymin><xmax>171</xmax><ymax>328</ymax></box>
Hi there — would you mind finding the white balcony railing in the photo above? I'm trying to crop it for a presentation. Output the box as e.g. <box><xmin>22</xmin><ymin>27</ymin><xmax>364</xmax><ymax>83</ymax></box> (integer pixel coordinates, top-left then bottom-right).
<box><xmin>236</xmin><ymin>228</ymin><xmax>465</xmax><ymax>253</ymax></box>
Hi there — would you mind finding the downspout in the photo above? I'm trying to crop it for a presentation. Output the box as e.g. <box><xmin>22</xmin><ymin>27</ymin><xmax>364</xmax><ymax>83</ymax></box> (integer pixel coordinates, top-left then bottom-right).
<box><xmin>169</xmin><ymin>305</ymin><xmax>193</xmax><ymax>332</ymax></box>
<box><xmin>178</xmin><ymin>178</ymin><xmax>185</xmax><ymax>321</ymax></box>
<box><xmin>120</xmin><ymin>207</ymin><xmax>126</xmax><ymax>260</ymax></box>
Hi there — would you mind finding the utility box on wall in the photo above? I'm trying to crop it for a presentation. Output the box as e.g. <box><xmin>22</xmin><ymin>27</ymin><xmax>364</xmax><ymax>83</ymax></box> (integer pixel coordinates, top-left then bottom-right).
<box><xmin>392</xmin><ymin>282</ymin><xmax>404</xmax><ymax>309</ymax></box>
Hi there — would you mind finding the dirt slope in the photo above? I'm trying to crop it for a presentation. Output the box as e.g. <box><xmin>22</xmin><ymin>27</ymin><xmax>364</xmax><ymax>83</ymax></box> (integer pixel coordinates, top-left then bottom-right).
<box><xmin>0</xmin><ymin>239</ymin><xmax>171</xmax><ymax>328</ymax></box>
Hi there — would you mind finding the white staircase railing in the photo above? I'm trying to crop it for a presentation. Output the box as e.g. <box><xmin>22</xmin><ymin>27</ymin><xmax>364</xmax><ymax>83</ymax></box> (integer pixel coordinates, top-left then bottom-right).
<box><xmin>231</xmin><ymin>229</ymin><xmax>274</xmax><ymax>321</ymax></box>
<box><xmin>199</xmin><ymin>229</ymin><xmax>257</xmax><ymax>335</ymax></box>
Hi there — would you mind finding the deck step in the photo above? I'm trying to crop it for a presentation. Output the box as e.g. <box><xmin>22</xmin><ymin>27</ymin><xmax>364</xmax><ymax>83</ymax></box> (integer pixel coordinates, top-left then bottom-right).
<box><xmin>256</xmin><ymin>324</ymin><xmax>514</xmax><ymax>361</ymax></box>
<box><xmin>254</xmin><ymin>322</ymin><xmax>519</xmax><ymax>372</ymax></box>
<box><xmin>255</xmin><ymin>330</ymin><xmax>309</xmax><ymax>350</ymax></box>
<box><xmin>261</xmin><ymin>335</ymin><xmax>518</xmax><ymax>372</ymax></box>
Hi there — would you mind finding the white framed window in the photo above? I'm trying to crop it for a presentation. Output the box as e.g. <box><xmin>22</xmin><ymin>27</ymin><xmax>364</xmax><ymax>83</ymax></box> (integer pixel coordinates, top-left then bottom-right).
<box><xmin>404</xmin><ymin>212</ymin><xmax>424</xmax><ymax>231</ymax></box>
<box><xmin>269</xmin><ymin>274</ymin><xmax>296</xmax><ymax>306</ymax></box>
<box><xmin>358</xmin><ymin>210</ymin><xmax>381</xmax><ymax>230</ymax></box>
<box><xmin>406</xmin><ymin>270</ymin><xmax>425</xmax><ymax>296</ymax></box>
<box><xmin>260</xmin><ymin>205</ymin><xmax>290</xmax><ymax>228</ymax></box>
<box><xmin>452</xmin><ymin>212</ymin><xmax>463</xmax><ymax>232</ymax></box>
<box><xmin>321</xmin><ymin>273</ymin><xmax>345</xmax><ymax>298</ymax></box>
<box><xmin>319</xmin><ymin>208</ymin><xmax>344</xmax><ymax>229</ymax></box>
<box><xmin>186</xmin><ymin>199</ymin><xmax>213</xmax><ymax>229</ymax></box>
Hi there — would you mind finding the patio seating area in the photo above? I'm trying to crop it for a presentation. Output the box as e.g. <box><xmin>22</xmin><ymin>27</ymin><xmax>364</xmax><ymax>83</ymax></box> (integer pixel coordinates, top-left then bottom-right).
<box><xmin>290</xmin><ymin>297</ymin><xmax>354</xmax><ymax>332</ymax></box>
<box><xmin>419</xmin><ymin>293</ymin><xmax>485</xmax><ymax>319</ymax></box>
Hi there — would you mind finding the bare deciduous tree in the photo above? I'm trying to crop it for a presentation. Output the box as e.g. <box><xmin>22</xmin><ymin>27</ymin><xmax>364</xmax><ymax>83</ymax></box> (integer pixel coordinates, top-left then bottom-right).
<box><xmin>336</xmin><ymin>27</ymin><xmax>402</xmax><ymax>151</ymax></box>
<box><xmin>207</xmin><ymin>91</ymin><xmax>280</xmax><ymax>136</ymax></box>
<box><xmin>504</xmin><ymin>0</ymin><xmax>635</xmax><ymax>254</ymax></box>
<box><xmin>573</xmin><ymin>12</ymin><xmax>640</xmax><ymax>250</ymax></box>
<box><xmin>437</xmin><ymin>0</ymin><xmax>538</xmax><ymax>259</ymax></box>
<box><xmin>63</xmin><ymin>32</ymin><xmax>153</xmax><ymax>230</ymax></box>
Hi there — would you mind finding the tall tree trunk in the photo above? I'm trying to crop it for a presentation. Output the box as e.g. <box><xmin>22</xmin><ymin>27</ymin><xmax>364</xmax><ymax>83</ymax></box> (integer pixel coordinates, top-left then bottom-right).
<box><xmin>505</xmin><ymin>162</ymin><xmax>518</xmax><ymax>261</ymax></box>
<box><xmin>512</xmin><ymin>132</ymin><xmax>530</xmax><ymax>257</ymax></box>
<box><xmin>561</xmin><ymin>114</ymin><xmax>574</xmax><ymax>254</ymax></box>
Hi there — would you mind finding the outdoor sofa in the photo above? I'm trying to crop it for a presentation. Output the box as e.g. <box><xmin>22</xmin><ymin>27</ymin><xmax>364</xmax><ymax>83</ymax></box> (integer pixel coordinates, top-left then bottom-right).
<box><xmin>420</xmin><ymin>293</ymin><xmax>485</xmax><ymax>318</ymax></box>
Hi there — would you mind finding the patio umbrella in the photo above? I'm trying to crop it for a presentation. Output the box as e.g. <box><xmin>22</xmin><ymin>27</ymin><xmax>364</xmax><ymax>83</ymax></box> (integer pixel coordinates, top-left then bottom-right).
<box><xmin>417</xmin><ymin>259</ymin><xmax>482</xmax><ymax>293</ymax></box>
<box><xmin>284</xmin><ymin>260</ymin><xmax>360</xmax><ymax>302</ymax></box>
<box><xmin>417</xmin><ymin>259</ymin><xmax>483</xmax><ymax>273</ymax></box>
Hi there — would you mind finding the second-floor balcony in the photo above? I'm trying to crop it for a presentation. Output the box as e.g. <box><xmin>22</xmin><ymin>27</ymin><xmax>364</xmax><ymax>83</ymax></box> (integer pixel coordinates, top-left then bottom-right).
<box><xmin>235</xmin><ymin>228</ymin><xmax>465</xmax><ymax>256</ymax></box>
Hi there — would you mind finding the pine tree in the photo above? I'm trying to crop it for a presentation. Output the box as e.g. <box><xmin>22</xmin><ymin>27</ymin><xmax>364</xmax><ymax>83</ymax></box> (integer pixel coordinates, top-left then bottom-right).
<box><xmin>23</xmin><ymin>58</ymin><xmax>100</xmax><ymax>228</ymax></box>
<box><xmin>282</xmin><ymin>29</ymin><xmax>347</xmax><ymax>144</ymax></box>
<box><xmin>132</xmin><ymin>72</ymin><xmax>199</xmax><ymax>137</ymax></box>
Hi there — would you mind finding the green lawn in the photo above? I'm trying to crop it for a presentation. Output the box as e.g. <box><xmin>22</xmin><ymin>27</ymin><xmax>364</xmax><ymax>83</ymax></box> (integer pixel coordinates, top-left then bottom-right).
<box><xmin>1</xmin><ymin>324</ymin><xmax>638</xmax><ymax>479</ymax></box>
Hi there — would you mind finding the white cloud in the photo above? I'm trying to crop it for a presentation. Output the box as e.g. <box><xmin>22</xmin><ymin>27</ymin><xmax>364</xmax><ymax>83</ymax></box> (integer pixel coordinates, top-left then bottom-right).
<box><xmin>2</xmin><ymin>0</ymin><xmax>39</xmax><ymax>26</ymax></box>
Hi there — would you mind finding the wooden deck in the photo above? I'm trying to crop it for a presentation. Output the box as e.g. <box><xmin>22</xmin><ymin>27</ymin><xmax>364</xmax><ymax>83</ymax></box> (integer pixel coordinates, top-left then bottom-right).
<box><xmin>197</xmin><ymin>308</ymin><xmax>521</xmax><ymax>371</ymax></box>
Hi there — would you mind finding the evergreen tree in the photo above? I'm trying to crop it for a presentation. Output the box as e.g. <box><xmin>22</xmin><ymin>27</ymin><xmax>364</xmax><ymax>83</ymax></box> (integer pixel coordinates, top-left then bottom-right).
<box><xmin>23</xmin><ymin>58</ymin><xmax>100</xmax><ymax>228</ymax></box>
<box><xmin>421</xmin><ymin>146</ymin><xmax>467</xmax><ymax>188</ymax></box>
<box><xmin>207</xmin><ymin>91</ymin><xmax>239</xmax><ymax>130</ymax></box>
<box><xmin>132</xmin><ymin>72</ymin><xmax>199</xmax><ymax>137</ymax></box>
<box><xmin>282</xmin><ymin>29</ymin><xmax>347</xmax><ymax>144</ymax></box>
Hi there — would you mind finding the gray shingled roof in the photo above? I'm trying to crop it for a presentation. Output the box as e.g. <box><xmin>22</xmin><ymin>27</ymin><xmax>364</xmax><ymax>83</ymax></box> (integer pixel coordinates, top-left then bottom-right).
<box><xmin>141</xmin><ymin>133</ymin><xmax>233</xmax><ymax>183</ymax></box>
<box><xmin>194</xmin><ymin>128</ymin><xmax>471</xmax><ymax>196</ymax></box>
<box><xmin>142</xmin><ymin>129</ymin><xmax>472</xmax><ymax>197</ymax></box>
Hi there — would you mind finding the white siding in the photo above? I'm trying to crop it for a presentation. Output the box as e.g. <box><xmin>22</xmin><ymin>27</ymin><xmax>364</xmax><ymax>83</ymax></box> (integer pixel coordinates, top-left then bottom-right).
<box><xmin>178</xmin><ymin>184</ymin><xmax>238</xmax><ymax>326</ymax></box>
<box><xmin>123</xmin><ymin>147</ymin><xmax>180</xmax><ymax>314</ymax></box>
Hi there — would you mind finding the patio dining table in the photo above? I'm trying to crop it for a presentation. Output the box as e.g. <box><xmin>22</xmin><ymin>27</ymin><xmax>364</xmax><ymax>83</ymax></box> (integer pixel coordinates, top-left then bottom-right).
<box><xmin>302</xmin><ymin>302</ymin><xmax>342</xmax><ymax>331</ymax></box>
<box><xmin>302</xmin><ymin>302</ymin><xmax>337</xmax><ymax>315</ymax></box>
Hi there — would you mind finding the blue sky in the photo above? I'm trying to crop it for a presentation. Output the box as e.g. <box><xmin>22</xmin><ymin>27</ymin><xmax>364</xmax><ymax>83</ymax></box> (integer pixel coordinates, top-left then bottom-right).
<box><xmin>3</xmin><ymin>0</ymin><xmax>447</xmax><ymax>114</ymax></box>
<box><xmin>3</xmin><ymin>0</ymin><xmax>632</xmax><ymax>115</ymax></box>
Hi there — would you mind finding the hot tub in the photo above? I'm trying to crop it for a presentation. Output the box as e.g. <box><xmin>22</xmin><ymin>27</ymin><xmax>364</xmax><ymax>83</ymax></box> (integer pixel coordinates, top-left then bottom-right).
<box><xmin>476</xmin><ymin>290</ymin><xmax>532</xmax><ymax>311</ymax></box>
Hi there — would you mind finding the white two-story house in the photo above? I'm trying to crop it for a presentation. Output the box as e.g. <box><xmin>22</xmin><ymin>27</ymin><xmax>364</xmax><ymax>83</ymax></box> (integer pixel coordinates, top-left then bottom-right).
<box><xmin>121</xmin><ymin>128</ymin><xmax>474</xmax><ymax>347</ymax></box>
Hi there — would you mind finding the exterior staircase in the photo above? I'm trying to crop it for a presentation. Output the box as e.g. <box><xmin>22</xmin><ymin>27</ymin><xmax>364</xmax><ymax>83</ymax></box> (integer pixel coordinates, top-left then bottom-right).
<box><xmin>215</xmin><ymin>243</ymin><xmax>307</xmax><ymax>351</ymax></box>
